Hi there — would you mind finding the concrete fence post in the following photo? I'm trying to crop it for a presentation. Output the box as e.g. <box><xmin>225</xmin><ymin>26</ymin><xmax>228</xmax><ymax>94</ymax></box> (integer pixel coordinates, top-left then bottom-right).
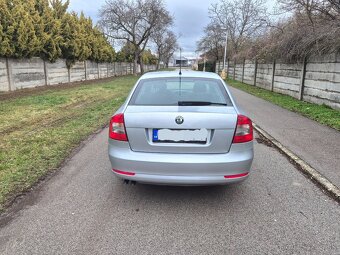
<box><xmin>254</xmin><ymin>59</ymin><xmax>258</xmax><ymax>86</ymax></box>
<box><xmin>97</xmin><ymin>62</ymin><xmax>100</xmax><ymax>79</ymax></box>
<box><xmin>241</xmin><ymin>59</ymin><xmax>245</xmax><ymax>83</ymax></box>
<box><xmin>233</xmin><ymin>60</ymin><xmax>236</xmax><ymax>80</ymax></box>
<box><xmin>84</xmin><ymin>61</ymin><xmax>87</xmax><ymax>81</ymax></box>
<box><xmin>226</xmin><ymin>59</ymin><xmax>230</xmax><ymax>78</ymax></box>
<box><xmin>299</xmin><ymin>57</ymin><xmax>307</xmax><ymax>101</ymax></box>
<box><xmin>271</xmin><ymin>59</ymin><xmax>276</xmax><ymax>92</ymax></box>
<box><xmin>108</xmin><ymin>63</ymin><xmax>111</xmax><ymax>77</ymax></box>
<box><xmin>43</xmin><ymin>60</ymin><xmax>49</xmax><ymax>85</ymax></box>
<box><xmin>106</xmin><ymin>63</ymin><xmax>109</xmax><ymax>78</ymax></box>
<box><xmin>67</xmin><ymin>67</ymin><xmax>71</xmax><ymax>83</ymax></box>
<box><xmin>5</xmin><ymin>58</ymin><xmax>14</xmax><ymax>91</ymax></box>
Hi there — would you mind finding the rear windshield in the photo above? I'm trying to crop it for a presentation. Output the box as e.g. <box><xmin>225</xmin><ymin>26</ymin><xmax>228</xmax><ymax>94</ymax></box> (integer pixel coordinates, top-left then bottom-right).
<box><xmin>129</xmin><ymin>77</ymin><xmax>233</xmax><ymax>106</ymax></box>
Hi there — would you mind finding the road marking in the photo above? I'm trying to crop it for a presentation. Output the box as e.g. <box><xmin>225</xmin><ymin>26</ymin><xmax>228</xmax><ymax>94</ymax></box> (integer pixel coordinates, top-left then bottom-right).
<box><xmin>253</xmin><ymin>123</ymin><xmax>340</xmax><ymax>203</ymax></box>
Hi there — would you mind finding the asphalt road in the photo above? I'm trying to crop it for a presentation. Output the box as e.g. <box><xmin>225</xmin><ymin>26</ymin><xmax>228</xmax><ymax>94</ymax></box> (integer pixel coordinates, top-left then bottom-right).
<box><xmin>0</xmin><ymin>127</ymin><xmax>339</xmax><ymax>255</ymax></box>
<box><xmin>229</xmin><ymin>86</ymin><xmax>340</xmax><ymax>188</ymax></box>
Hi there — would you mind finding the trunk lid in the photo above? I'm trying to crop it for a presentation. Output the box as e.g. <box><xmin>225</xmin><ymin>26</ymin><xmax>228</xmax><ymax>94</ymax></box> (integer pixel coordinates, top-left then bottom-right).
<box><xmin>124</xmin><ymin>106</ymin><xmax>237</xmax><ymax>154</ymax></box>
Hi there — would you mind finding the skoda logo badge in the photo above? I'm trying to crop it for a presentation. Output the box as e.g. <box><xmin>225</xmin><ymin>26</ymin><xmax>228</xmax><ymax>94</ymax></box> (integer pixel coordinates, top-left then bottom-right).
<box><xmin>175</xmin><ymin>116</ymin><xmax>184</xmax><ymax>125</ymax></box>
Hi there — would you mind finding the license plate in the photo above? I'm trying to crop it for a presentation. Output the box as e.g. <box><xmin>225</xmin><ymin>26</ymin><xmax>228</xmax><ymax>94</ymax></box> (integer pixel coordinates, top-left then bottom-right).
<box><xmin>153</xmin><ymin>129</ymin><xmax>208</xmax><ymax>143</ymax></box>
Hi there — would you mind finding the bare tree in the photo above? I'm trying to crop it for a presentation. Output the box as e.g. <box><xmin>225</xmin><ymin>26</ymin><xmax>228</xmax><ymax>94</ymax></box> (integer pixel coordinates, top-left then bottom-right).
<box><xmin>196</xmin><ymin>22</ymin><xmax>224</xmax><ymax>61</ymax></box>
<box><xmin>152</xmin><ymin>27</ymin><xmax>168</xmax><ymax>69</ymax></box>
<box><xmin>99</xmin><ymin>0</ymin><xmax>172</xmax><ymax>74</ymax></box>
<box><xmin>279</xmin><ymin>0</ymin><xmax>340</xmax><ymax>21</ymax></box>
<box><xmin>162</xmin><ymin>31</ymin><xmax>179</xmax><ymax>68</ymax></box>
<box><xmin>209</xmin><ymin>0</ymin><xmax>267</xmax><ymax>57</ymax></box>
<box><xmin>152</xmin><ymin>28</ymin><xmax>178</xmax><ymax>69</ymax></box>
<box><xmin>268</xmin><ymin>0</ymin><xmax>340</xmax><ymax>60</ymax></box>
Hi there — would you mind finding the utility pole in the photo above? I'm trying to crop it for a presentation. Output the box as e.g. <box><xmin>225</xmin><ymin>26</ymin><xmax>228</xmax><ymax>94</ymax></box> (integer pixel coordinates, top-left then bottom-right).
<box><xmin>203</xmin><ymin>54</ymin><xmax>206</xmax><ymax>72</ymax></box>
<box><xmin>223</xmin><ymin>32</ymin><xmax>228</xmax><ymax>70</ymax></box>
<box><xmin>221</xmin><ymin>31</ymin><xmax>228</xmax><ymax>79</ymax></box>
<box><xmin>179</xmin><ymin>48</ymin><xmax>182</xmax><ymax>75</ymax></box>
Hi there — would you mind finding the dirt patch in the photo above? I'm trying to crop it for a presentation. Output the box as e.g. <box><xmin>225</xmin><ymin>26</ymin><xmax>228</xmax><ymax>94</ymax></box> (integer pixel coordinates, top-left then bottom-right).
<box><xmin>255</xmin><ymin>135</ymin><xmax>273</xmax><ymax>147</ymax></box>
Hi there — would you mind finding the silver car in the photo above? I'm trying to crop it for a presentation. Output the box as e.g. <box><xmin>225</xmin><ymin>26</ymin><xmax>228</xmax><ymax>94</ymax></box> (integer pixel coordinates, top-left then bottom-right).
<box><xmin>108</xmin><ymin>71</ymin><xmax>254</xmax><ymax>185</ymax></box>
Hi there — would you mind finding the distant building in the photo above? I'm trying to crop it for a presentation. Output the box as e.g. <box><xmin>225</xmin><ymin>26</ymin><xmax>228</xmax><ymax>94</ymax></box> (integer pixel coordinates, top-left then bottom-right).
<box><xmin>175</xmin><ymin>56</ymin><xmax>188</xmax><ymax>67</ymax></box>
<box><xmin>171</xmin><ymin>56</ymin><xmax>197</xmax><ymax>67</ymax></box>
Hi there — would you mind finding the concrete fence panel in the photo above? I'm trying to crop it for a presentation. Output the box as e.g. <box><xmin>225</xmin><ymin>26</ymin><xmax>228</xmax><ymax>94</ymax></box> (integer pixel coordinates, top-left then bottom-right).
<box><xmin>11</xmin><ymin>57</ymin><xmax>45</xmax><ymax>89</ymax></box>
<box><xmin>127</xmin><ymin>63</ymin><xmax>132</xmax><ymax>74</ymax></box>
<box><xmin>217</xmin><ymin>61</ymin><xmax>224</xmax><ymax>74</ymax></box>
<box><xmin>234</xmin><ymin>63</ymin><xmax>243</xmax><ymax>81</ymax></box>
<box><xmin>70</xmin><ymin>61</ymin><xmax>86</xmax><ymax>82</ymax></box>
<box><xmin>274</xmin><ymin>63</ymin><xmax>302</xmax><ymax>99</ymax></box>
<box><xmin>0</xmin><ymin>58</ymin><xmax>9</xmax><ymax>91</ymax></box>
<box><xmin>304</xmin><ymin>58</ymin><xmax>340</xmax><ymax>109</ymax></box>
<box><xmin>86</xmin><ymin>61</ymin><xmax>99</xmax><ymax>80</ymax></box>
<box><xmin>216</xmin><ymin>62</ymin><xmax>223</xmax><ymax>73</ymax></box>
<box><xmin>122</xmin><ymin>63</ymin><xmax>128</xmax><ymax>75</ymax></box>
<box><xmin>0</xmin><ymin>57</ymin><xmax>157</xmax><ymax>93</ymax></box>
<box><xmin>256</xmin><ymin>63</ymin><xmax>273</xmax><ymax>90</ymax></box>
<box><xmin>46</xmin><ymin>59</ymin><xmax>68</xmax><ymax>85</ymax></box>
<box><xmin>115</xmin><ymin>62</ymin><xmax>121</xmax><ymax>76</ymax></box>
<box><xmin>227</xmin><ymin>62</ymin><xmax>234</xmax><ymax>78</ymax></box>
<box><xmin>243</xmin><ymin>61</ymin><xmax>256</xmax><ymax>85</ymax></box>
<box><xmin>215</xmin><ymin>53</ymin><xmax>340</xmax><ymax>110</ymax></box>
<box><xmin>98</xmin><ymin>63</ymin><xmax>108</xmax><ymax>79</ymax></box>
<box><xmin>107</xmin><ymin>63</ymin><xmax>115</xmax><ymax>77</ymax></box>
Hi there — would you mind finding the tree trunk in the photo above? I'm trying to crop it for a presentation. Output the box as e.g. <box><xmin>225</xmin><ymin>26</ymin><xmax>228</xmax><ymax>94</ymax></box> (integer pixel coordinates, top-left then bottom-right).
<box><xmin>133</xmin><ymin>51</ymin><xmax>139</xmax><ymax>75</ymax></box>
<box><xmin>156</xmin><ymin>59</ymin><xmax>160</xmax><ymax>70</ymax></box>
<box><xmin>139</xmin><ymin>55</ymin><xmax>145</xmax><ymax>74</ymax></box>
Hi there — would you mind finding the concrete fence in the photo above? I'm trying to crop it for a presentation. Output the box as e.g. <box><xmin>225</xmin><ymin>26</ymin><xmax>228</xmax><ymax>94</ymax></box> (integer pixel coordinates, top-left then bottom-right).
<box><xmin>0</xmin><ymin>57</ymin><xmax>157</xmax><ymax>92</ymax></box>
<box><xmin>216</xmin><ymin>53</ymin><xmax>340</xmax><ymax>110</ymax></box>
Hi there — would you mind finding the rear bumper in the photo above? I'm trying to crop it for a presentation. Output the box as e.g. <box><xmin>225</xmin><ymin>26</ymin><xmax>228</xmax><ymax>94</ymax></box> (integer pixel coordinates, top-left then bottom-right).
<box><xmin>108</xmin><ymin>140</ymin><xmax>254</xmax><ymax>185</ymax></box>
<box><xmin>112</xmin><ymin>172</ymin><xmax>250</xmax><ymax>185</ymax></box>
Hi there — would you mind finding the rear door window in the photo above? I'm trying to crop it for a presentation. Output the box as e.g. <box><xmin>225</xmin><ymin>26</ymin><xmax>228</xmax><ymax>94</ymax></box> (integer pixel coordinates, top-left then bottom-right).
<box><xmin>129</xmin><ymin>77</ymin><xmax>233</xmax><ymax>106</ymax></box>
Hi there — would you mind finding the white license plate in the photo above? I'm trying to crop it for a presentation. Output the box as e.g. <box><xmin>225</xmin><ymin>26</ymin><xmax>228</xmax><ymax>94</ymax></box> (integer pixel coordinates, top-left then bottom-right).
<box><xmin>153</xmin><ymin>129</ymin><xmax>208</xmax><ymax>143</ymax></box>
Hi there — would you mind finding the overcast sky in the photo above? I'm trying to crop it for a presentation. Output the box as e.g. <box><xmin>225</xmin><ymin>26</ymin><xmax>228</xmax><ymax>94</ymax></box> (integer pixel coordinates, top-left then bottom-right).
<box><xmin>69</xmin><ymin>0</ymin><xmax>276</xmax><ymax>58</ymax></box>
<box><xmin>69</xmin><ymin>0</ymin><xmax>219</xmax><ymax>58</ymax></box>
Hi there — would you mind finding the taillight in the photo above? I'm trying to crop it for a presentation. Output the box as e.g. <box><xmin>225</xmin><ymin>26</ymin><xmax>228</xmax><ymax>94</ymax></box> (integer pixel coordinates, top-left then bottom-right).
<box><xmin>109</xmin><ymin>113</ymin><xmax>128</xmax><ymax>141</ymax></box>
<box><xmin>232</xmin><ymin>115</ymin><xmax>253</xmax><ymax>143</ymax></box>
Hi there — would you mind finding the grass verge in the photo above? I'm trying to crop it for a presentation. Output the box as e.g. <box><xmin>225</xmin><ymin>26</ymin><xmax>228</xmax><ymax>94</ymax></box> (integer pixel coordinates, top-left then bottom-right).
<box><xmin>0</xmin><ymin>75</ymin><xmax>138</xmax><ymax>210</ymax></box>
<box><xmin>227</xmin><ymin>78</ymin><xmax>340</xmax><ymax>131</ymax></box>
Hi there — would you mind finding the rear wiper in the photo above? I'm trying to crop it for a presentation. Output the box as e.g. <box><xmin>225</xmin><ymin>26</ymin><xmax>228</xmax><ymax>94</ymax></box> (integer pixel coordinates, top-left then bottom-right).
<box><xmin>178</xmin><ymin>101</ymin><xmax>227</xmax><ymax>106</ymax></box>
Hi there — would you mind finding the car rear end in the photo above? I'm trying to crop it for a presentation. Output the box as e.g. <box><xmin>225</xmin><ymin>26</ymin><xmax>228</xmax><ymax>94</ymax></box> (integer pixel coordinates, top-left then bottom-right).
<box><xmin>108</xmin><ymin>71</ymin><xmax>254</xmax><ymax>185</ymax></box>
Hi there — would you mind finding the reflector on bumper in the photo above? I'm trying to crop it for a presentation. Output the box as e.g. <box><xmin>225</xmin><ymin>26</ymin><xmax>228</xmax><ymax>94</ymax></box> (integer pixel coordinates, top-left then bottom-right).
<box><xmin>112</xmin><ymin>169</ymin><xmax>135</xmax><ymax>176</ymax></box>
<box><xmin>224</xmin><ymin>172</ymin><xmax>249</xmax><ymax>179</ymax></box>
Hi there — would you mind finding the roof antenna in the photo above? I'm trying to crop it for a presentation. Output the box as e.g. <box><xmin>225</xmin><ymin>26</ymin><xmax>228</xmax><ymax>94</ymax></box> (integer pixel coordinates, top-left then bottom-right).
<box><xmin>179</xmin><ymin>48</ymin><xmax>182</xmax><ymax>75</ymax></box>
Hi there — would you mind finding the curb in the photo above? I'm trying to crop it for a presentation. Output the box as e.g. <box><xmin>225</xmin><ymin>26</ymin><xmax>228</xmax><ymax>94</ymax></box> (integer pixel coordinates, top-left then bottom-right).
<box><xmin>253</xmin><ymin>123</ymin><xmax>340</xmax><ymax>203</ymax></box>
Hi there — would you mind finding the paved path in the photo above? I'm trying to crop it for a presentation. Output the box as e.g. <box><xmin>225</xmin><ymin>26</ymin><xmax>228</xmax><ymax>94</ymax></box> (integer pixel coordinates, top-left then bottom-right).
<box><xmin>229</xmin><ymin>87</ymin><xmax>340</xmax><ymax>189</ymax></box>
<box><xmin>0</xmin><ymin>128</ymin><xmax>339</xmax><ymax>254</ymax></box>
